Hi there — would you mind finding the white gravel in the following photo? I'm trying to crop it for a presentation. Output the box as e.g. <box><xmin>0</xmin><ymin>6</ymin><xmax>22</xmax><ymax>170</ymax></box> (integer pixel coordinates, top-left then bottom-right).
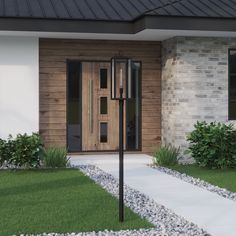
<box><xmin>19</xmin><ymin>165</ymin><xmax>210</xmax><ymax>236</ymax></box>
<box><xmin>151</xmin><ymin>165</ymin><xmax>236</xmax><ymax>202</ymax></box>
<box><xmin>78</xmin><ymin>165</ymin><xmax>209</xmax><ymax>236</ymax></box>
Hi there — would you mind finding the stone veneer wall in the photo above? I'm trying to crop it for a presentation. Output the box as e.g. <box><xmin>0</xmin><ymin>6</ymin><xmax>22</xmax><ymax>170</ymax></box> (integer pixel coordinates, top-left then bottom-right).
<box><xmin>162</xmin><ymin>37</ymin><xmax>236</xmax><ymax>161</ymax></box>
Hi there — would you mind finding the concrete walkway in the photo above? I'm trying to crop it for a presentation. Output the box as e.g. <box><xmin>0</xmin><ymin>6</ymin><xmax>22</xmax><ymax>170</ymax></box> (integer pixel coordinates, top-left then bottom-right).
<box><xmin>70</xmin><ymin>154</ymin><xmax>236</xmax><ymax>236</ymax></box>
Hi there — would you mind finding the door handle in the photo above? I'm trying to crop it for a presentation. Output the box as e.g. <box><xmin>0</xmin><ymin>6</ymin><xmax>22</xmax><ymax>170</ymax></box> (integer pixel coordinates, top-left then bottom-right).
<box><xmin>89</xmin><ymin>79</ymin><xmax>94</xmax><ymax>134</ymax></box>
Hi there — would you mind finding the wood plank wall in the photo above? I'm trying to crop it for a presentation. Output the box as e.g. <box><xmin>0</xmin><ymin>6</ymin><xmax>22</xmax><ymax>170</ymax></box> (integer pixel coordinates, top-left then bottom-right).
<box><xmin>39</xmin><ymin>39</ymin><xmax>161</xmax><ymax>153</ymax></box>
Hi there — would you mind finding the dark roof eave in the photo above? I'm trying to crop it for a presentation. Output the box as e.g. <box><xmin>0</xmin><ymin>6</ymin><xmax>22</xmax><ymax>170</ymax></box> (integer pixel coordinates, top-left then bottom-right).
<box><xmin>0</xmin><ymin>15</ymin><xmax>236</xmax><ymax>35</ymax></box>
<box><xmin>0</xmin><ymin>17</ymin><xmax>134</xmax><ymax>34</ymax></box>
<box><xmin>135</xmin><ymin>15</ymin><xmax>236</xmax><ymax>33</ymax></box>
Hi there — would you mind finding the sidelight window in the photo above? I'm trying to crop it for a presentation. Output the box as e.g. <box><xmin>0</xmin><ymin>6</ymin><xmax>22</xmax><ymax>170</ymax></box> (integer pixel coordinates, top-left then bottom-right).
<box><xmin>126</xmin><ymin>62</ymin><xmax>141</xmax><ymax>150</ymax></box>
<box><xmin>67</xmin><ymin>61</ymin><xmax>82</xmax><ymax>152</ymax></box>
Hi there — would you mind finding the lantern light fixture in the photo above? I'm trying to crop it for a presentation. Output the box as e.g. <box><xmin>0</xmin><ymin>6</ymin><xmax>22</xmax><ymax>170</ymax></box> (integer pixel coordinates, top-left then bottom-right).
<box><xmin>110</xmin><ymin>56</ymin><xmax>133</xmax><ymax>223</ymax></box>
<box><xmin>111</xmin><ymin>57</ymin><xmax>133</xmax><ymax>100</ymax></box>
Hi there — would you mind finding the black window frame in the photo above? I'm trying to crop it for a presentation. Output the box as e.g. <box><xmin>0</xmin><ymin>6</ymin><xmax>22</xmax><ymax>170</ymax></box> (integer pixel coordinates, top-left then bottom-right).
<box><xmin>228</xmin><ymin>49</ymin><xmax>236</xmax><ymax>120</ymax></box>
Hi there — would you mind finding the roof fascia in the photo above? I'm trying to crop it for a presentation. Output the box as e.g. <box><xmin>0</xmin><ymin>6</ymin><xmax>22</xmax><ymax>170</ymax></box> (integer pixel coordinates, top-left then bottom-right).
<box><xmin>0</xmin><ymin>16</ymin><xmax>236</xmax><ymax>35</ymax></box>
<box><xmin>134</xmin><ymin>15</ymin><xmax>236</xmax><ymax>33</ymax></box>
<box><xmin>0</xmin><ymin>18</ymin><xmax>134</xmax><ymax>34</ymax></box>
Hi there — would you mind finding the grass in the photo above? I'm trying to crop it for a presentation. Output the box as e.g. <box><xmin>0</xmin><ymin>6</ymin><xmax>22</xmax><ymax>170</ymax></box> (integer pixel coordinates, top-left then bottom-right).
<box><xmin>170</xmin><ymin>165</ymin><xmax>236</xmax><ymax>193</ymax></box>
<box><xmin>0</xmin><ymin>169</ymin><xmax>153</xmax><ymax>235</ymax></box>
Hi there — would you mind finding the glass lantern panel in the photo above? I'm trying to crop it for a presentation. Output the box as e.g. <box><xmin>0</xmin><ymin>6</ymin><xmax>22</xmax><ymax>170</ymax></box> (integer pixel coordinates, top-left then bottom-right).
<box><xmin>111</xmin><ymin>58</ymin><xmax>132</xmax><ymax>99</ymax></box>
<box><xmin>115</xmin><ymin>61</ymin><xmax>127</xmax><ymax>98</ymax></box>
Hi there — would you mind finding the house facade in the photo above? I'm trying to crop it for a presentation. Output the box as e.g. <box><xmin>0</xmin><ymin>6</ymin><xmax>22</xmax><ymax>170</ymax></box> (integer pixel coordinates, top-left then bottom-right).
<box><xmin>0</xmin><ymin>0</ymin><xmax>236</xmax><ymax>158</ymax></box>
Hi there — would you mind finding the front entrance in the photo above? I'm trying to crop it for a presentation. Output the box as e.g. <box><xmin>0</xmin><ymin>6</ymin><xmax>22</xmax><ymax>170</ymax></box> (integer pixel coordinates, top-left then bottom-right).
<box><xmin>67</xmin><ymin>61</ymin><xmax>141</xmax><ymax>152</ymax></box>
<box><xmin>82</xmin><ymin>62</ymin><xmax>119</xmax><ymax>151</ymax></box>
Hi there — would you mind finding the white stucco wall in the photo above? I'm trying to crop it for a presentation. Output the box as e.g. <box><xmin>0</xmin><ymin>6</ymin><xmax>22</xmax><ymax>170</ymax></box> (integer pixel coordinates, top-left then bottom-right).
<box><xmin>0</xmin><ymin>36</ymin><xmax>39</xmax><ymax>139</ymax></box>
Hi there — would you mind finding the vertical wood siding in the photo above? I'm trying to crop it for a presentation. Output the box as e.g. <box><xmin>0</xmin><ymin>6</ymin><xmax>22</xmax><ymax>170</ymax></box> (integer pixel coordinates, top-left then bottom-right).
<box><xmin>39</xmin><ymin>39</ymin><xmax>161</xmax><ymax>153</ymax></box>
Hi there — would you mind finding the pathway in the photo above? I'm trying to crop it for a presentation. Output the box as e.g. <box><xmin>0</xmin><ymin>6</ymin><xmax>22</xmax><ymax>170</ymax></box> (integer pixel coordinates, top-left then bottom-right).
<box><xmin>70</xmin><ymin>154</ymin><xmax>236</xmax><ymax>236</ymax></box>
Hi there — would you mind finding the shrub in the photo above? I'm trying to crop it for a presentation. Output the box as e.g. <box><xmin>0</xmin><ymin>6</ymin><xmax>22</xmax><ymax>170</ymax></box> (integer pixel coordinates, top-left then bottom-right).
<box><xmin>9</xmin><ymin>133</ymin><xmax>44</xmax><ymax>168</ymax></box>
<box><xmin>43</xmin><ymin>147</ymin><xmax>69</xmax><ymax>168</ymax></box>
<box><xmin>153</xmin><ymin>145</ymin><xmax>179</xmax><ymax>166</ymax></box>
<box><xmin>0</xmin><ymin>133</ymin><xmax>43</xmax><ymax>168</ymax></box>
<box><xmin>186</xmin><ymin>121</ymin><xmax>236</xmax><ymax>169</ymax></box>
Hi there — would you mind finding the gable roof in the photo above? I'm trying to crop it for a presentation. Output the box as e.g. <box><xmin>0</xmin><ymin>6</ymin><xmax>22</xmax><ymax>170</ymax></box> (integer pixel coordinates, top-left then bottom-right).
<box><xmin>0</xmin><ymin>0</ymin><xmax>235</xmax><ymax>21</ymax></box>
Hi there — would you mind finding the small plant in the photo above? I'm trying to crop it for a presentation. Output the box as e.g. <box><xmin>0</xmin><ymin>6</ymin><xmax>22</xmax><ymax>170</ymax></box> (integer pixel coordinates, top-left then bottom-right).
<box><xmin>43</xmin><ymin>147</ymin><xmax>69</xmax><ymax>168</ymax></box>
<box><xmin>153</xmin><ymin>145</ymin><xmax>179</xmax><ymax>166</ymax></box>
<box><xmin>186</xmin><ymin>121</ymin><xmax>236</xmax><ymax>169</ymax></box>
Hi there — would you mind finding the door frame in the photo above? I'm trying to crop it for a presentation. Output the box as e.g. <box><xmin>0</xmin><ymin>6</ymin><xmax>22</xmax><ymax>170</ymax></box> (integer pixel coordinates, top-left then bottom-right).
<box><xmin>66</xmin><ymin>59</ymin><xmax>142</xmax><ymax>153</ymax></box>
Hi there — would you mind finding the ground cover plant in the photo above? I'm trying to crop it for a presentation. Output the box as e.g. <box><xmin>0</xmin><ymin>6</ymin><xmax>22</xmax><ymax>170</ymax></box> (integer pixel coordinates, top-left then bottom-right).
<box><xmin>186</xmin><ymin>121</ymin><xmax>236</xmax><ymax>169</ymax></box>
<box><xmin>43</xmin><ymin>147</ymin><xmax>69</xmax><ymax>168</ymax></box>
<box><xmin>0</xmin><ymin>169</ymin><xmax>153</xmax><ymax>235</ymax></box>
<box><xmin>170</xmin><ymin>165</ymin><xmax>236</xmax><ymax>193</ymax></box>
<box><xmin>153</xmin><ymin>144</ymin><xmax>179</xmax><ymax>166</ymax></box>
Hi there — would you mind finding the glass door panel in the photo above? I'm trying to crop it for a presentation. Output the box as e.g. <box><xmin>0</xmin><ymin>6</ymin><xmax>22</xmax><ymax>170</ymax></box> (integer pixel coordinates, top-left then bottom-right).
<box><xmin>67</xmin><ymin>61</ymin><xmax>82</xmax><ymax>152</ymax></box>
<box><xmin>126</xmin><ymin>62</ymin><xmax>141</xmax><ymax>150</ymax></box>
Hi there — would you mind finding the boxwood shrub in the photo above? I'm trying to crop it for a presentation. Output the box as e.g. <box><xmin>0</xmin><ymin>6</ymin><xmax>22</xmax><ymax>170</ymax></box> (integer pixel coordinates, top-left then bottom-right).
<box><xmin>186</xmin><ymin>121</ymin><xmax>236</xmax><ymax>169</ymax></box>
<box><xmin>0</xmin><ymin>133</ymin><xmax>44</xmax><ymax>168</ymax></box>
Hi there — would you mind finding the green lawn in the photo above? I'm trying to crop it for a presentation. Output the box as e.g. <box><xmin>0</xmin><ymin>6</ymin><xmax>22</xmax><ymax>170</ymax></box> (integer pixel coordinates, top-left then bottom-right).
<box><xmin>0</xmin><ymin>169</ymin><xmax>152</xmax><ymax>235</ymax></box>
<box><xmin>170</xmin><ymin>165</ymin><xmax>236</xmax><ymax>193</ymax></box>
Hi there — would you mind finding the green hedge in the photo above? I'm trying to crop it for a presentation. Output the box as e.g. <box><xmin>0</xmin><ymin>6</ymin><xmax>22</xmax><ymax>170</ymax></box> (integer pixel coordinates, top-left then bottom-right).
<box><xmin>186</xmin><ymin>121</ymin><xmax>236</xmax><ymax>169</ymax></box>
<box><xmin>0</xmin><ymin>133</ymin><xmax>44</xmax><ymax>168</ymax></box>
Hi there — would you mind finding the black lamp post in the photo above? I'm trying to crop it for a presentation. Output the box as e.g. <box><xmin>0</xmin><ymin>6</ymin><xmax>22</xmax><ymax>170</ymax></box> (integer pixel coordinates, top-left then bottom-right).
<box><xmin>111</xmin><ymin>57</ymin><xmax>133</xmax><ymax>222</ymax></box>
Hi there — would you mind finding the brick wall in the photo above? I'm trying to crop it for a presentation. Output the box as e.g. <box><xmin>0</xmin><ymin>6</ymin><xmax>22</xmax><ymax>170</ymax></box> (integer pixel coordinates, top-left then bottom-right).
<box><xmin>162</xmin><ymin>37</ymin><xmax>236</xmax><ymax>162</ymax></box>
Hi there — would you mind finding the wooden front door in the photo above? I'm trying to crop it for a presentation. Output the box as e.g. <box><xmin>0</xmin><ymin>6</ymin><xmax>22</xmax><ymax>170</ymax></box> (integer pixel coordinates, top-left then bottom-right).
<box><xmin>82</xmin><ymin>62</ymin><xmax>120</xmax><ymax>151</ymax></box>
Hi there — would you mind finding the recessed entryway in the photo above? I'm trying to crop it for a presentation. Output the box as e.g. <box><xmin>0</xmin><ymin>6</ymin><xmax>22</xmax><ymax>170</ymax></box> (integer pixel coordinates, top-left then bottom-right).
<box><xmin>67</xmin><ymin>61</ymin><xmax>141</xmax><ymax>153</ymax></box>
